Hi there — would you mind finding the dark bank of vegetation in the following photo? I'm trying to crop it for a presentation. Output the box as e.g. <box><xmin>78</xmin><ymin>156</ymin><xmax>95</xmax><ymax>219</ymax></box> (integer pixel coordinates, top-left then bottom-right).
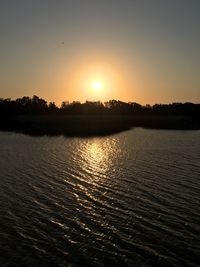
<box><xmin>0</xmin><ymin>95</ymin><xmax>200</xmax><ymax>136</ymax></box>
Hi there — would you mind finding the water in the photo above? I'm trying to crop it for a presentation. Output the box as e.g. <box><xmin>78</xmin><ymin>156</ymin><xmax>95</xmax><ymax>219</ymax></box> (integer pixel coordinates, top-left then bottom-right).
<box><xmin>0</xmin><ymin>128</ymin><xmax>200</xmax><ymax>267</ymax></box>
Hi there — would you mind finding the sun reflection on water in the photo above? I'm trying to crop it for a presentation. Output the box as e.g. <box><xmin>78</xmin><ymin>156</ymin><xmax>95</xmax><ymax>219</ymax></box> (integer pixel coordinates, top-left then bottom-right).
<box><xmin>78</xmin><ymin>137</ymin><xmax>120</xmax><ymax>181</ymax></box>
<box><xmin>73</xmin><ymin>137</ymin><xmax>121</xmax><ymax>211</ymax></box>
<box><xmin>87</xmin><ymin>142</ymin><xmax>106</xmax><ymax>165</ymax></box>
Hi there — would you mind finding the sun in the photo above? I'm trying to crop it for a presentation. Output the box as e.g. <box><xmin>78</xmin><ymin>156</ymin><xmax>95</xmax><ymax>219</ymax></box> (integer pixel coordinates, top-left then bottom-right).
<box><xmin>92</xmin><ymin>81</ymin><xmax>103</xmax><ymax>91</ymax></box>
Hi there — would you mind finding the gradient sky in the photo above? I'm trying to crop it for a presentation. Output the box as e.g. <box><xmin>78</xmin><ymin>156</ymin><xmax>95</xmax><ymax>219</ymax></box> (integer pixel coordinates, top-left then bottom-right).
<box><xmin>0</xmin><ymin>0</ymin><xmax>200</xmax><ymax>105</ymax></box>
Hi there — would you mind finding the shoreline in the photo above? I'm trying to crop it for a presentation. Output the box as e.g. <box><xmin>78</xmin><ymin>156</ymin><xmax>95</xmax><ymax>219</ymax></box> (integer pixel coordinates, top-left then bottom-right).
<box><xmin>0</xmin><ymin>114</ymin><xmax>199</xmax><ymax>137</ymax></box>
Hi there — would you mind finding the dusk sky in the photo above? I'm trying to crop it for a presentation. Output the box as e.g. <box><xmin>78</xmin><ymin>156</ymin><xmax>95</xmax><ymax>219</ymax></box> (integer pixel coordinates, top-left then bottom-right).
<box><xmin>0</xmin><ymin>0</ymin><xmax>200</xmax><ymax>105</ymax></box>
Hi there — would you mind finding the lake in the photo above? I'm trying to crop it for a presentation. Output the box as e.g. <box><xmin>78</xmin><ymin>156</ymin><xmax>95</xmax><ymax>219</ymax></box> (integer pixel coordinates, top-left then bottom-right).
<box><xmin>0</xmin><ymin>128</ymin><xmax>199</xmax><ymax>267</ymax></box>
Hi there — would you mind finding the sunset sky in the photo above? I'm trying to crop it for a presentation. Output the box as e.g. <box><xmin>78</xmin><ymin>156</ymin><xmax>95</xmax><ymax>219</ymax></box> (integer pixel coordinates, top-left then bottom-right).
<box><xmin>0</xmin><ymin>0</ymin><xmax>200</xmax><ymax>105</ymax></box>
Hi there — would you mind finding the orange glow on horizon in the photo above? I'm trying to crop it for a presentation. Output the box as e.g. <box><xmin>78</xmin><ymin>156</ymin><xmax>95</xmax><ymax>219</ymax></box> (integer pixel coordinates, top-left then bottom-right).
<box><xmin>56</xmin><ymin>54</ymin><xmax>139</xmax><ymax>104</ymax></box>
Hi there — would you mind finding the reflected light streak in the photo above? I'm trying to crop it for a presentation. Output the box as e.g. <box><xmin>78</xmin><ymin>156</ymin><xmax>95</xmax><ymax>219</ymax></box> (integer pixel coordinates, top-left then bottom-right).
<box><xmin>73</xmin><ymin>137</ymin><xmax>121</xmax><ymax>213</ymax></box>
<box><xmin>78</xmin><ymin>138</ymin><xmax>120</xmax><ymax>182</ymax></box>
<box><xmin>84</xmin><ymin>141</ymin><xmax>109</xmax><ymax>177</ymax></box>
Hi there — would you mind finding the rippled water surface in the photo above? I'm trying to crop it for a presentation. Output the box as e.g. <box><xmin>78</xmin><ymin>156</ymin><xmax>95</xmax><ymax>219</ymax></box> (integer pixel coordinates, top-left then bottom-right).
<box><xmin>0</xmin><ymin>129</ymin><xmax>200</xmax><ymax>267</ymax></box>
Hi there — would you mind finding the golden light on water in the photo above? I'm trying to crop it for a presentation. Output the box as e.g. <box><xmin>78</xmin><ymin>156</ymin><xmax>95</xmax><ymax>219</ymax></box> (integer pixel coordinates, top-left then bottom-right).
<box><xmin>77</xmin><ymin>138</ymin><xmax>121</xmax><ymax>183</ymax></box>
<box><xmin>83</xmin><ymin>141</ymin><xmax>109</xmax><ymax>176</ymax></box>
<box><xmin>73</xmin><ymin>138</ymin><xmax>122</xmax><ymax>209</ymax></box>
<box><xmin>87</xmin><ymin>142</ymin><xmax>105</xmax><ymax>165</ymax></box>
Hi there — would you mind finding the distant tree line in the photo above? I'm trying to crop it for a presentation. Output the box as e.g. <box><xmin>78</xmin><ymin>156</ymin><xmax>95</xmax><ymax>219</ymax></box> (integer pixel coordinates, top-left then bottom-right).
<box><xmin>0</xmin><ymin>95</ymin><xmax>200</xmax><ymax>117</ymax></box>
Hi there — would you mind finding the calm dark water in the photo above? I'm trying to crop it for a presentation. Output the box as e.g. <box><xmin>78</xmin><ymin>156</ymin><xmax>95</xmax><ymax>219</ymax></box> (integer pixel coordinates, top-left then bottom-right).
<box><xmin>0</xmin><ymin>129</ymin><xmax>200</xmax><ymax>267</ymax></box>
